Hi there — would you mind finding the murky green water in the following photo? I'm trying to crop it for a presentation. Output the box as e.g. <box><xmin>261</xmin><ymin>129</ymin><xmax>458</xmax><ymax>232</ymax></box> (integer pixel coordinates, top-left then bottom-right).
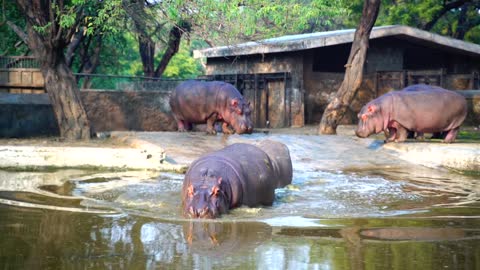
<box><xmin>1</xmin><ymin>133</ymin><xmax>479</xmax><ymax>269</ymax></box>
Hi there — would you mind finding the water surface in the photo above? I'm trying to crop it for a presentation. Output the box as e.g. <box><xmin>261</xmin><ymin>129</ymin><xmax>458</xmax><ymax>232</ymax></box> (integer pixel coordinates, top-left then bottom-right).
<box><xmin>1</xmin><ymin>133</ymin><xmax>479</xmax><ymax>269</ymax></box>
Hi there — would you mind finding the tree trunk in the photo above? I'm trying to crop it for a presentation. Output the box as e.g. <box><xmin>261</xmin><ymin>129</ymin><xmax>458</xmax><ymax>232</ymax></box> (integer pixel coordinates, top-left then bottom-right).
<box><xmin>139</xmin><ymin>35</ymin><xmax>155</xmax><ymax>77</ymax></box>
<box><xmin>318</xmin><ymin>0</ymin><xmax>380</xmax><ymax>135</ymax></box>
<box><xmin>16</xmin><ymin>0</ymin><xmax>91</xmax><ymax>140</ymax></box>
<box><xmin>79</xmin><ymin>35</ymin><xmax>103</xmax><ymax>89</ymax></box>
<box><xmin>43</xmin><ymin>61</ymin><xmax>91</xmax><ymax>140</ymax></box>
<box><xmin>453</xmin><ymin>2</ymin><xmax>470</xmax><ymax>40</ymax></box>
<box><xmin>27</xmin><ymin>24</ymin><xmax>91</xmax><ymax>140</ymax></box>
<box><xmin>153</xmin><ymin>22</ymin><xmax>190</xmax><ymax>77</ymax></box>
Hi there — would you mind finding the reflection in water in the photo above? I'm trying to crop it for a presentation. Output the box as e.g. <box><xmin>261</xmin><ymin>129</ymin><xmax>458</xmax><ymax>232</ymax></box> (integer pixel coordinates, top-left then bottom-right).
<box><xmin>360</xmin><ymin>227</ymin><xmax>474</xmax><ymax>241</ymax></box>
<box><xmin>1</xmin><ymin>202</ymin><xmax>480</xmax><ymax>269</ymax></box>
<box><xmin>183</xmin><ymin>221</ymin><xmax>271</xmax><ymax>255</ymax></box>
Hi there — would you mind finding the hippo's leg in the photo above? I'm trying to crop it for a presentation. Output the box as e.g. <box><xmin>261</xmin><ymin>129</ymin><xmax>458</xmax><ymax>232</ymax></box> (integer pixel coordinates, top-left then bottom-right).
<box><xmin>415</xmin><ymin>132</ymin><xmax>425</xmax><ymax>141</ymax></box>
<box><xmin>177</xmin><ymin>120</ymin><xmax>189</xmax><ymax>132</ymax></box>
<box><xmin>443</xmin><ymin>128</ymin><xmax>459</xmax><ymax>143</ymax></box>
<box><xmin>394</xmin><ymin>125</ymin><xmax>408</xmax><ymax>142</ymax></box>
<box><xmin>385</xmin><ymin>127</ymin><xmax>397</xmax><ymax>143</ymax></box>
<box><xmin>222</xmin><ymin>122</ymin><xmax>234</xmax><ymax>134</ymax></box>
<box><xmin>206</xmin><ymin>113</ymin><xmax>218</xmax><ymax>135</ymax></box>
<box><xmin>386</xmin><ymin>121</ymin><xmax>408</xmax><ymax>143</ymax></box>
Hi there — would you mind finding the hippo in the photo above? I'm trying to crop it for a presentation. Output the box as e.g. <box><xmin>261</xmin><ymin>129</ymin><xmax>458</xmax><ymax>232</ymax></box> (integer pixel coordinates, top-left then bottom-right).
<box><xmin>169</xmin><ymin>80</ymin><xmax>253</xmax><ymax>134</ymax></box>
<box><xmin>182</xmin><ymin>140</ymin><xmax>293</xmax><ymax>219</ymax></box>
<box><xmin>355</xmin><ymin>84</ymin><xmax>467</xmax><ymax>143</ymax></box>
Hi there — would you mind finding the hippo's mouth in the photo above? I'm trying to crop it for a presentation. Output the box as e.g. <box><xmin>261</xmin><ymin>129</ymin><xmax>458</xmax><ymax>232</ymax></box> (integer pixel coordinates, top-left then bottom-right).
<box><xmin>355</xmin><ymin>129</ymin><xmax>369</xmax><ymax>138</ymax></box>
<box><xmin>185</xmin><ymin>206</ymin><xmax>220</xmax><ymax>219</ymax></box>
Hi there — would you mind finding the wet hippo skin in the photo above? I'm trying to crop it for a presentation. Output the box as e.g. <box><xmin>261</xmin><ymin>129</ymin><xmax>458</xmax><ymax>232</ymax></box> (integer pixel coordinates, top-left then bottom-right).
<box><xmin>182</xmin><ymin>140</ymin><xmax>293</xmax><ymax>218</ymax></box>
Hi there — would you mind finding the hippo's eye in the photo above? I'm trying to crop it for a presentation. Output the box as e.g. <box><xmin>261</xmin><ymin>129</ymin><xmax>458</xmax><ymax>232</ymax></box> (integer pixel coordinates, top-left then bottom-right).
<box><xmin>361</xmin><ymin>114</ymin><xmax>368</xmax><ymax>121</ymax></box>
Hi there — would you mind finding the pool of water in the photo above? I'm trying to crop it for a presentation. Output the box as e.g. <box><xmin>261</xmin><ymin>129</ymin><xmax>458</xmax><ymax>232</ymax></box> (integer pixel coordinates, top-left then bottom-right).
<box><xmin>1</xmin><ymin>133</ymin><xmax>479</xmax><ymax>269</ymax></box>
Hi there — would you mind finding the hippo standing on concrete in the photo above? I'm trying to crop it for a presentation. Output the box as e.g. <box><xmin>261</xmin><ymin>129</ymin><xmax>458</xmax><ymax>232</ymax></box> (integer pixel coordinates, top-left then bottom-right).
<box><xmin>182</xmin><ymin>140</ymin><xmax>293</xmax><ymax>219</ymax></box>
<box><xmin>169</xmin><ymin>80</ymin><xmax>253</xmax><ymax>134</ymax></box>
<box><xmin>355</xmin><ymin>84</ymin><xmax>467</xmax><ymax>143</ymax></box>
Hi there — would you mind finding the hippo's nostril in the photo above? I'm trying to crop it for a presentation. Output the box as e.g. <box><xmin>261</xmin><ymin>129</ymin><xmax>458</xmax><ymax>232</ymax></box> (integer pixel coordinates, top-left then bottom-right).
<box><xmin>189</xmin><ymin>206</ymin><xmax>201</xmax><ymax>218</ymax></box>
<box><xmin>199</xmin><ymin>207</ymin><xmax>210</xmax><ymax>218</ymax></box>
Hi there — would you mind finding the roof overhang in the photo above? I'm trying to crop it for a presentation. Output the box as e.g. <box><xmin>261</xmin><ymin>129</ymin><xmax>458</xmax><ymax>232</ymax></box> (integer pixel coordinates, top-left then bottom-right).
<box><xmin>193</xmin><ymin>25</ymin><xmax>480</xmax><ymax>59</ymax></box>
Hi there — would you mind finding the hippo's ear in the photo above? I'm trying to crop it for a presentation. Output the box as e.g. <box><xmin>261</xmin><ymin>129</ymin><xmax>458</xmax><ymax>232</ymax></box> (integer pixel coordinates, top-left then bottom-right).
<box><xmin>187</xmin><ymin>185</ymin><xmax>194</xmax><ymax>197</ymax></box>
<box><xmin>230</xmin><ymin>99</ymin><xmax>239</xmax><ymax>108</ymax></box>
<box><xmin>217</xmin><ymin>177</ymin><xmax>223</xmax><ymax>185</ymax></box>
<box><xmin>211</xmin><ymin>186</ymin><xmax>220</xmax><ymax>197</ymax></box>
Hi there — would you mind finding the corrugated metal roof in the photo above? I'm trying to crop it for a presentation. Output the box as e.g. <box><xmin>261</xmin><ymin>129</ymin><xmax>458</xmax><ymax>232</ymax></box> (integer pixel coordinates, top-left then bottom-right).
<box><xmin>193</xmin><ymin>25</ymin><xmax>480</xmax><ymax>58</ymax></box>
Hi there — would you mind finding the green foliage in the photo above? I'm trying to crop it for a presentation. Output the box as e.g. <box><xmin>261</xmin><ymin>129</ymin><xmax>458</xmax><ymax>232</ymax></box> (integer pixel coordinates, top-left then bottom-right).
<box><xmin>4</xmin><ymin>0</ymin><xmax>479</xmax><ymax>81</ymax></box>
<box><xmin>162</xmin><ymin>42</ymin><xmax>204</xmax><ymax>79</ymax></box>
<box><xmin>182</xmin><ymin>0</ymin><xmax>349</xmax><ymax>45</ymax></box>
<box><xmin>127</xmin><ymin>38</ymin><xmax>204</xmax><ymax>79</ymax></box>
<box><xmin>378</xmin><ymin>0</ymin><xmax>480</xmax><ymax>44</ymax></box>
<box><xmin>0</xmin><ymin>1</ymin><xmax>27</xmax><ymax>55</ymax></box>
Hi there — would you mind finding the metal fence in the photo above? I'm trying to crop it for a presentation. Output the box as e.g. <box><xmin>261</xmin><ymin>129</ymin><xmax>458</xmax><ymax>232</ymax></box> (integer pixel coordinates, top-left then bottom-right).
<box><xmin>0</xmin><ymin>56</ymin><xmax>191</xmax><ymax>92</ymax></box>
<box><xmin>0</xmin><ymin>56</ymin><xmax>40</xmax><ymax>69</ymax></box>
<box><xmin>75</xmin><ymin>73</ymin><xmax>186</xmax><ymax>92</ymax></box>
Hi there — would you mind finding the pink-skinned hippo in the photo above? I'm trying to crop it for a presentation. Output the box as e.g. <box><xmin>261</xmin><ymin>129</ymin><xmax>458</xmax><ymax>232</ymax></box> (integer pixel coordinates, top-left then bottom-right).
<box><xmin>182</xmin><ymin>140</ymin><xmax>293</xmax><ymax>219</ymax></box>
<box><xmin>355</xmin><ymin>84</ymin><xmax>467</xmax><ymax>143</ymax></box>
<box><xmin>169</xmin><ymin>80</ymin><xmax>253</xmax><ymax>134</ymax></box>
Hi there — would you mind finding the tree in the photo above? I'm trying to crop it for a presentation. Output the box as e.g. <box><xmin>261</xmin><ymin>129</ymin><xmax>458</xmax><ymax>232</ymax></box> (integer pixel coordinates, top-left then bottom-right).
<box><xmin>318</xmin><ymin>0</ymin><xmax>380</xmax><ymax>135</ymax></box>
<box><xmin>12</xmin><ymin>0</ymin><xmax>124</xmax><ymax>140</ymax></box>
<box><xmin>378</xmin><ymin>0</ymin><xmax>480</xmax><ymax>44</ymax></box>
<box><xmin>122</xmin><ymin>0</ymin><xmax>191</xmax><ymax>78</ymax></box>
<box><xmin>0</xmin><ymin>0</ymin><xmax>27</xmax><ymax>56</ymax></box>
<box><xmin>186</xmin><ymin>0</ymin><xmax>348</xmax><ymax>46</ymax></box>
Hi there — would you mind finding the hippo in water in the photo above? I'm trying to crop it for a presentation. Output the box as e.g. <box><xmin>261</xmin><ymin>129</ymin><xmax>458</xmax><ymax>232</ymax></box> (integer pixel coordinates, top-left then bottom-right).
<box><xmin>169</xmin><ymin>80</ymin><xmax>253</xmax><ymax>134</ymax></box>
<box><xmin>355</xmin><ymin>84</ymin><xmax>467</xmax><ymax>143</ymax></box>
<box><xmin>182</xmin><ymin>140</ymin><xmax>293</xmax><ymax>219</ymax></box>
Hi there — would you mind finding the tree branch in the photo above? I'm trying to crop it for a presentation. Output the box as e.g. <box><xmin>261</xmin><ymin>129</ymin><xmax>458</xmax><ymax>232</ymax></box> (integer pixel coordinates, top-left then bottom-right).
<box><xmin>65</xmin><ymin>27</ymin><xmax>85</xmax><ymax>67</ymax></box>
<box><xmin>7</xmin><ymin>20</ymin><xmax>28</xmax><ymax>43</ymax></box>
<box><xmin>423</xmin><ymin>0</ymin><xmax>468</xmax><ymax>30</ymax></box>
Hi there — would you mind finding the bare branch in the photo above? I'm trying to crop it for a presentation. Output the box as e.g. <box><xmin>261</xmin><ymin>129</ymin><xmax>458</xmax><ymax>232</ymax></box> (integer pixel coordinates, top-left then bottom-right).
<box><xmin>7</xmin><ymin>20</ymin><xmax>28</xmax><ymax>43</ymax></box>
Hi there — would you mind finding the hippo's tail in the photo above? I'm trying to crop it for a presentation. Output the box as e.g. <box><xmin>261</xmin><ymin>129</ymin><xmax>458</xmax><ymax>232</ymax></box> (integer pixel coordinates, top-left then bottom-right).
<box><xmin>257</xmin><ymin>140</ymin><xmax>293</xmax><ymax>188</ymax></box>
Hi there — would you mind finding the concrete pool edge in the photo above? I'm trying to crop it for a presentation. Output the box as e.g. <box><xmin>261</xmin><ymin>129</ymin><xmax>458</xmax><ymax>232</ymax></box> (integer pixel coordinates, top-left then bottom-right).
<box><xmin>0</xmin><ymin>126</ymin><xmax>479</xmax><ymax>173</ymax></box>
<box><xmin>0</xmin><ymin>134</ymin><xmax>188</xmax><ymax>172</ymax></box>
<box><xmin>382</xmin><ymin>142</ymin><xmax>480</xmax><ymax>172</ymax></box>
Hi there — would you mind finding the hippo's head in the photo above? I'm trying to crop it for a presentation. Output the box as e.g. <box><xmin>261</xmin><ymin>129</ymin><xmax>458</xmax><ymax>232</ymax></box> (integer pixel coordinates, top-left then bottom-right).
<box><xmin>182</xmin><ymin>172</ymin><xmax>230</xmax><ymax>219</ymax></box>
<box><xmin>355</xmin><ymin>102</ymin><xmax>384</xmax><ymax>138</ymax></box>
<box><xmin>224</xmin><ymin>98</ymin><xmax>254</xmax><ymax>134</ymax></box>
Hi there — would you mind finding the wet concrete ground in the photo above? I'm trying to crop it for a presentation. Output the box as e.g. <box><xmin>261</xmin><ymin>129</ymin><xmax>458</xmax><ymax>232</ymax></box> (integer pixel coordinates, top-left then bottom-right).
<box><xmin>1</xmin><ymin>125</ymin><xmax>478</xmax><ymax>172</ymax></box>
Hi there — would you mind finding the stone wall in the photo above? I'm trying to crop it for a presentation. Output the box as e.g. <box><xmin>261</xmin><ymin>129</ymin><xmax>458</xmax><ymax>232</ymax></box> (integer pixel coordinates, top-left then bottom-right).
<box><xmin>82</xmin><ymin>91</ymin><xmax>176</xmax><ymax>133</ymax></box>
<box><xmin>0</xmin><ymin>94</ymin><xmax>58</xmax><ymax>137</ymax></box>
<box><xmin>0</xmin><ymin>91</ymin><xmax>176</xmax><ymax>138</ymax></box>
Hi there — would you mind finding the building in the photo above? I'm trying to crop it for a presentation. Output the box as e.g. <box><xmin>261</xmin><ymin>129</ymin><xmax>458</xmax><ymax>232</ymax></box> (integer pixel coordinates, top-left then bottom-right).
<box><xmin>194</xmin><ymin>25</ymin><xmax>480</xmax><ymax>128</ymax></box>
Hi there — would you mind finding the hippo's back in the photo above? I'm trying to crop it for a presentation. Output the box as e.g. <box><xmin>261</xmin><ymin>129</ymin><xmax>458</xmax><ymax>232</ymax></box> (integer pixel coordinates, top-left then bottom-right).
<box><xmin>188</xmin><ymin>143</ymin><xmax>282</xmax><ymax>207</ymax></box>
<box><xmin>392</xmin><ymin>86</ymin><xmax>467</xmax><ymax>132</ymax></box>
